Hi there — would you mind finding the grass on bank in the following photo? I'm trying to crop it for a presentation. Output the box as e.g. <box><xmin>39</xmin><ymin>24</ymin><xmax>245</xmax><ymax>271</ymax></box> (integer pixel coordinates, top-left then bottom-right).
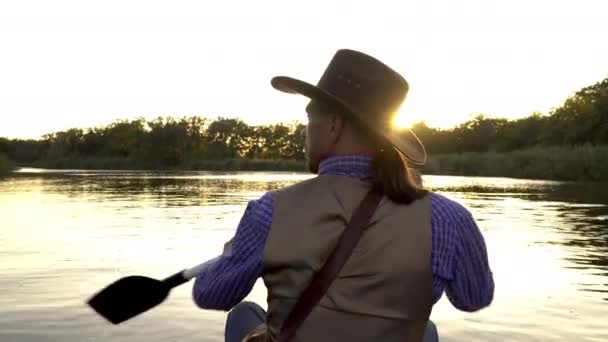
<box><xmin>0</xmin><ymin>153</ymin><xmax>15</xmax><ymax>176</ymax></box>
<box><xmin>32</xmin><ymin>157</ymin><xmax>307</xmax><ymax>172</ymax></box>
<box><xmin>423</xmin><ymin>144</ymin><xmax>608</xmax><ymax>181</ymax></box>
<box><xmin>25</xmin><ymin>145</ymin><xmax>608</xmax><ymax>181</ymax></box>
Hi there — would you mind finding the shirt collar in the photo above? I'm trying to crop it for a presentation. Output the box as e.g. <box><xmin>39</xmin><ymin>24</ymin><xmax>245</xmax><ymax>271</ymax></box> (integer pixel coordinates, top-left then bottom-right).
<box><xmin>317</xmin><ymin>155</ymin><xmax>374</xmax><ymax>180</ymax></box>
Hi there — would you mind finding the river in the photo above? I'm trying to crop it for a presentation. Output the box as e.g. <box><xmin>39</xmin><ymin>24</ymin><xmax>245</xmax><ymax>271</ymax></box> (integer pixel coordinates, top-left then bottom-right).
<box><xmin>1</xmin><ymin>169</ymin><xmax>607</xmax><ymax>341</ymax></box>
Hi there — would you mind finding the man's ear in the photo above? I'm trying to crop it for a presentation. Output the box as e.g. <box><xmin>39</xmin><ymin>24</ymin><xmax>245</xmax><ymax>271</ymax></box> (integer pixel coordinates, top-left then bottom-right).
<box><xmin>329</xmin><ymin>113</ymin><xmax>345</xmax><ymax>144</ymax></box>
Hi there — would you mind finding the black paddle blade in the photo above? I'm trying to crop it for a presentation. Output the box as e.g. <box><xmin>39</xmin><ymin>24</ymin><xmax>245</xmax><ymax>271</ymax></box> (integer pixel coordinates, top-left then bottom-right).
<box><xmin>87</xmin><ymin>275</ymin><xmax>170</xmax><ymax>324</ymax></box>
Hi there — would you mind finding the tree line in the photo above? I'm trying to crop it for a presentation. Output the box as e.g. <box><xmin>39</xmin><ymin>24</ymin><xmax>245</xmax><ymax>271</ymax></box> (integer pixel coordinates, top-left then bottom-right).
<box><xmin>0</xmin><ymin>153</ymin><xmax>13</xmax><ymax>176</ymax></box>
<box><xmin>0</xmin><ymin>76</ymin><xmax>606</xmax><ymax>170</ymax></box>
<box><xmin>0</xmin><ymin>117</ymin><xmax>306</xmax><ymax>168</ymax></box>
<box><xmin>412</xmin><ymin>76</ymin><xmax>608</xmax><ymax>154</ymax></box>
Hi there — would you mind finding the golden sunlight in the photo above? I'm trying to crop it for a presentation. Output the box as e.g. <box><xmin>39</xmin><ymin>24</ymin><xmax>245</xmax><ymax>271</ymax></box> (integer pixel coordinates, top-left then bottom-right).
<box><xmin>393</xmin><ymin>111</ymin><xmax>417</xmax><ymax>128</ymax></box>
<box><xmin>392</xmin><ymin>105</ymin><xmax>425</xmax><ymax>128</ymax></box>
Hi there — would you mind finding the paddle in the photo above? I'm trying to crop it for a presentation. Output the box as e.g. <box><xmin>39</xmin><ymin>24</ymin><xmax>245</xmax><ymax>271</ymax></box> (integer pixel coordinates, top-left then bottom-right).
<box><xmin>87</xmin><ymin>257</ymin><xmax>219</xmax><ymax>324</ymax></box>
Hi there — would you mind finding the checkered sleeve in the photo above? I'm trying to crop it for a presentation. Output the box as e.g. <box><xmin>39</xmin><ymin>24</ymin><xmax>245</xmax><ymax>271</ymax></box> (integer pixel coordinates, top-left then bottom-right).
<box><xmin>192</xmin><ymin>192</ymin><xmax>275</xmax><ymax>311</ymax></box>
<box><xmin>431</xmin><ymin>193</ymin><xmax>495</xmax><ymax>311</ymax></box>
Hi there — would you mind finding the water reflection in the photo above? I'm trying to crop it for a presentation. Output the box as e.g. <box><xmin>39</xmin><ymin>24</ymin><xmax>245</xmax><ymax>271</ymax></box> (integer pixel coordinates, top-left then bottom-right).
<box><xmin>11</xmin><ymin>170</ymin><xmax>304</xmax><ymax>207</ymax></box>
<box><xmin>1</xmin><ymin>169</ymin><xmax>607</xmax><ymax>341</ymax></box>
<box><xmin>426</xmin><ymin>176</ymin><xmax>608</xmax><ymax>304</ymax></box>
<box><xmin>10</xmin><ymin>170</ymin><xmax>608</xmax><ymax>285</ymax></box>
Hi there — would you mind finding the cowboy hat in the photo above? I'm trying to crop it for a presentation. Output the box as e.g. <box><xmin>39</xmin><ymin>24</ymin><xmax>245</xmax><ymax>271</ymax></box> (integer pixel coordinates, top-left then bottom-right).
<box><xmin>271</xmin><ymin>49</ymin><xmax>426</xmax><ymax>165</ymax></box>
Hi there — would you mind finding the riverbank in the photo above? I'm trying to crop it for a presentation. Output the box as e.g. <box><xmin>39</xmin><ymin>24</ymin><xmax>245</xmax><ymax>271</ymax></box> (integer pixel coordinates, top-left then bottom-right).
<box><xmin>29</xmin><ymin>157</ymin><xmax>307</xmax><ymax>172</ymax></box>
<box><xmin>22</xmin><ymin>145</ymin><xmax>608</xmax><ymax>181</ymax></box>
<box><xmin>0</xmin><ymin>153</ymin><xmax>15</xmax><ymax>177</ymax></box>
<box><xmin>423</xmin><ymin>145</ymin><xmax>608</xmax><ymax>181</ymax></box>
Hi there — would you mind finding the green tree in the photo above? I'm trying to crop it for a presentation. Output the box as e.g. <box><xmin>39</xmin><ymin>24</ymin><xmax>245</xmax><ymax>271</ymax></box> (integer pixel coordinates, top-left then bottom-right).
<box><xmin>203</xmin><ymin>117</ymin><xmax>251</xmax><ymax>159</ymax></box>
<box><xmin>541</xmin><ymin>78</ymin><xmax>608</xmax><ymax>145</ymax></box>
<box><xmin>0</xmin><ymin>153</ymin><xmax>15</xmax><ymax>175</ymax></box>
<box><xmin>43</xmin><ymin>128</ymin><xmax>85</xmax><ymax>160</ymax></box>
<box><xmin>99</xmin><ymin>119</ymin><xmax>147</xmax><ymax>158</ymax></box>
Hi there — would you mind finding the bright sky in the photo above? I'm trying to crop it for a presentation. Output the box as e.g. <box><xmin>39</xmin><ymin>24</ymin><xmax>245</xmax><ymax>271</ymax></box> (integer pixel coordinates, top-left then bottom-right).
<box><xmin>1</xmin><ymin>0</ymin><xmax>607</xmax><ymax>139</ymax></box>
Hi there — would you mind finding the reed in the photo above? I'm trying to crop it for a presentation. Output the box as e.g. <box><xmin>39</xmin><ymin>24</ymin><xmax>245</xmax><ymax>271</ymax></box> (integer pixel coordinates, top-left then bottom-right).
<box><xmin>423</xmin><ymin>145</ymin><xmax>608</xmax><ymax>181</ymax></box>
<box><xmin>0</xmin><ymin>153</ymin><xmax>15</xmax><ymax>176</ymax></box>
<box><xmin>33</xmin><ymin>157</ymin><xmax>307</xmax><ymax>172</ymax></box>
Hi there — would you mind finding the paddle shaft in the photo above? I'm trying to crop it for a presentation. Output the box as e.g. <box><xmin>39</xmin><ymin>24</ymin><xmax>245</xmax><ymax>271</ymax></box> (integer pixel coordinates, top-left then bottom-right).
<box><xmin>163</xmin><ymin>256</ymin><xmax>221</xmax><ymax>288</ymax></box>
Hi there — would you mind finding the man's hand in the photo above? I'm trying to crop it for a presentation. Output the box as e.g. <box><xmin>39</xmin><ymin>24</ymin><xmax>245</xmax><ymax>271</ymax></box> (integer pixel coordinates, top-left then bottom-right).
<box><xmin>222</xmin><ymin>237</ymin><xmax>234</xmax><ymax>256</ymax></box>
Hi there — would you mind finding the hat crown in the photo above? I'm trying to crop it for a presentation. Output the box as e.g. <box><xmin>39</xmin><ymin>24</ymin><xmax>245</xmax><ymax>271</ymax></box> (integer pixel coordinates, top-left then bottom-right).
<box><xmin>316</xmin><ymin>49</ymin><xmax>409</xmax><ymax>123</ymax></box>
<box><xmin>269</xmin><ymin>49</ymin><xmax>426</xmax><ymax>164</ymax></box>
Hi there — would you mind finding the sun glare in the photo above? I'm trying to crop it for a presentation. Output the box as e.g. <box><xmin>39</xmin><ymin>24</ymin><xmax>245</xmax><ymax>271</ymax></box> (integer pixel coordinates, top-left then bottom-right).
<box><xmin>393</xmin><ymin>112</ymin><xmax>414</xmax><ymax>128</ymax></box>
<box><xmin>393</xmin><ymin>106</ymin><xmax>424</xmax><ymax>128</ymax></box>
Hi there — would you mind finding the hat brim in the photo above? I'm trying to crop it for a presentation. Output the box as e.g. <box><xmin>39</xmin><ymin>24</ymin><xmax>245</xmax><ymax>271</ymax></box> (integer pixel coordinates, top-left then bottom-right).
<box><xmin>271</xmin><ymin>76</ymin><xmax>427</xmax><ymax>165</ymax></box>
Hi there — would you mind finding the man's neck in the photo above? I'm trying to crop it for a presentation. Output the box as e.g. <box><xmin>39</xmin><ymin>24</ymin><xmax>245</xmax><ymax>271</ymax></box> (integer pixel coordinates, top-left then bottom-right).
<box><xmin>317</xmin><ymin>155</ymin><xmax>374</xmax><ymax>180</ymax></box>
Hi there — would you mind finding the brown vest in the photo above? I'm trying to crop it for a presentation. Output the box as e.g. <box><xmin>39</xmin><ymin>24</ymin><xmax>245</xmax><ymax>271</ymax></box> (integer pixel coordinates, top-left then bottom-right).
<box><xmin>261</xmin><ymin>175</ymin><xmax>433</xmax><ymax>342</ymax></box>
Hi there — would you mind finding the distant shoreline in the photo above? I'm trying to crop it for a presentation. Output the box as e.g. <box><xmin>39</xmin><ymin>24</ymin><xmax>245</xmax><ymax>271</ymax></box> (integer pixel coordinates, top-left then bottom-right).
<box><xmin>0</xmin><ymin>153</ymin><xmax>15</xmax><ymax>177</ymax></box>
<box><xmin>10</xmin><ymin>144</ymin><xmax>608</xmax><ymax>182</ymax></box>
<box><xmin>2</xmin><ymin>77</ymin><xmax>607</xmax><ymax>182</ymax></box>
<box><xmin>24</xmin><ymin>158</ymin><xmax>308</xmax><ymax>172</ymax></box>
<box><xmin>423</xmin><ymin>145</ymin><xmax>608</xmax><ymax>182</ymax></box>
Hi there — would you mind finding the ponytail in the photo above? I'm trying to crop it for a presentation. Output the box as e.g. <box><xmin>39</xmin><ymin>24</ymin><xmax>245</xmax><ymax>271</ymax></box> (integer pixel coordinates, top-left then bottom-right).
<box><xmin>371</xmin><ymin>145</ymin><xmax>427</xmax><ymax>204</ymax></box>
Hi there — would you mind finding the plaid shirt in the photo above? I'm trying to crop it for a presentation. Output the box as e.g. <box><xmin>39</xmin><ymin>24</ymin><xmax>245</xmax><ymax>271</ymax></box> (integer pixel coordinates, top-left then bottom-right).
<box><xmin>193</xmin><ymin>155</ymin><xmax>494</xmax><ymax>312</ymax></box>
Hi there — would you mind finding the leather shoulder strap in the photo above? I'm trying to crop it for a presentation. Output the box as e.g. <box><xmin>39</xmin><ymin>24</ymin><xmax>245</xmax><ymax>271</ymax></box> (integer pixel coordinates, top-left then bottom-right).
<box><xmin>276</xmin><ymin>189</ymin><xmax>383</xmax><ymax>342</ymax></box>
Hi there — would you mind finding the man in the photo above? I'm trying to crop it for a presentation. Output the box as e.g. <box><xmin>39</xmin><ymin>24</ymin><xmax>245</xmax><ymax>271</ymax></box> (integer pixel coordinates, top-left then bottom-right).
<box><xmin>193</xmin><ymin>49</ymin><xmax>494</xmax><ymax>342</ymax></box>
